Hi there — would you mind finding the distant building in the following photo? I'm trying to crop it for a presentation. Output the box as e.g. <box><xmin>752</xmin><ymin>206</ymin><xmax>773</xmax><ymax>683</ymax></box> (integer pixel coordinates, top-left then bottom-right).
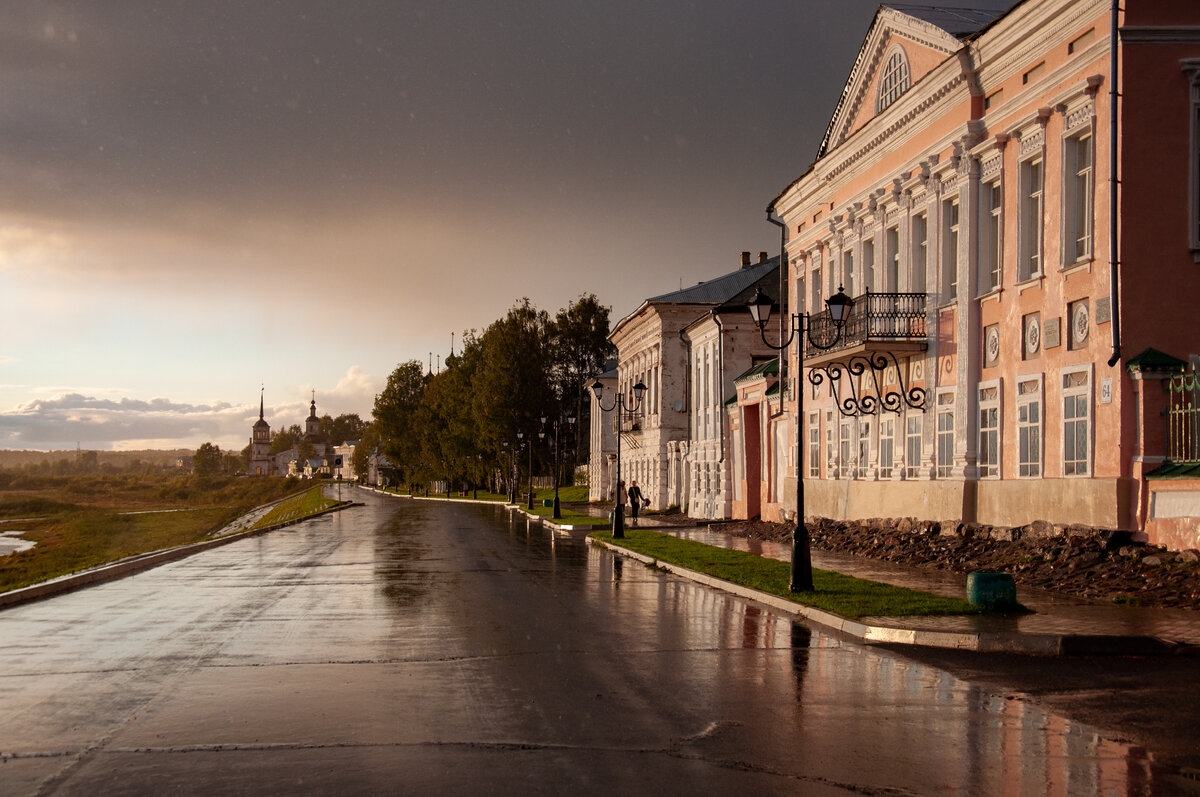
<box><xmin>248</xmin><ymin>390</ymin><xmax>272</xmax><ymax>476</ymax></box>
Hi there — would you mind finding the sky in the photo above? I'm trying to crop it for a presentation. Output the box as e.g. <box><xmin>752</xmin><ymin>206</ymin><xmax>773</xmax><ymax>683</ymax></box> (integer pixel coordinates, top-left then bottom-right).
<box><xmin>0</xmin><ymin>0</ymin><xmax>1011</xmax><ymax>453</ymax></box>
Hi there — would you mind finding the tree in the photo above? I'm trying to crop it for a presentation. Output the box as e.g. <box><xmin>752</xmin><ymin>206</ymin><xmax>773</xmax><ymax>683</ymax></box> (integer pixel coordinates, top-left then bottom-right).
<box><xmin>320</xmin><ymin>413</ymin><xmax>367</xmax><ymax>446</ymax></box>
<box><xmin>373</xmin><ymin>360</ymin><xmax>429</xmax><ymax>485</ymax></box>
<box><xmin>548</xmin><ymin>294</ymin><xmax>614</xmax><ymax>468</ymax></box>
<box><xmin>351</xmin><ymin>423</ymin><xmax>378</xmax><ymax>481</ymax></box>
<box><xmin>270</xmin><ymin>425</ymin><xmax>303</xmax><ymax>455</ymax></box>
<box><xmin>193</xmin><ymin>442</ymin><xmax>224</xmax><ymax>481</ymax></box>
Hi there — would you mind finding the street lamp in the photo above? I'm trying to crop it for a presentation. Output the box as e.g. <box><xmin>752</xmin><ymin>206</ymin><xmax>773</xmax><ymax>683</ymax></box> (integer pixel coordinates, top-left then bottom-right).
<box><xmin>528</xmin><ymin>425</ymin><xmax>543</xmax><ymax>511</ymax></box>
<box><xmin>508</xmin><ymin>437</ymin><xmax>520</xmax><ymax>505</ymax></box>
<box><xmin>747</xmin><ymin>284</ymin><xmax>854</xmax><ymax>592</ymax></box>
<box><xmin>590</xmin><ymin>379</ymin><xmax>647</xmax><ymax>539</ymax></box>
<box><xmin>543</xmin><ymin>413</ymin><xmax>577</xmax><ymax>519</ymax></box>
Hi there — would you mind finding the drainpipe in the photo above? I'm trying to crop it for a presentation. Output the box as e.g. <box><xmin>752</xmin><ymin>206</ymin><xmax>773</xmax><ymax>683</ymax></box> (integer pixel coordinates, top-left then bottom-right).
<box><xmin>766</xmin><ymin>208</ymin><xmax>788</xmax><ymax>422</ymax></box>
<box><xmin>713</xmin><ymin>311</ymin><xmax>727</xmax><ymax>466</ymax></box>
<box><xmin>1106</xmin><ymin>0</ymin><xmax>1122</xmax><ymax>368</ymax></box>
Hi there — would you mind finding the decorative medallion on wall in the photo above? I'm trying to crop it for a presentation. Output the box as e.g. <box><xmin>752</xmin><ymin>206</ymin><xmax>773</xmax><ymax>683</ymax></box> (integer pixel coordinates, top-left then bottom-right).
<box><xmin>984</xmin><ymin>325</ymin><xmax>1000</xmax><ymax>367</ymax></box>
<box><xmin>1023</xmin><ymin>313</ymin><xmax>1041</xmax><ymax>359</ymax></box>
<box><xmin>1071</xmin><ymin>300</ymin><xmax>1090</xmax><ymax>348</ymax></box>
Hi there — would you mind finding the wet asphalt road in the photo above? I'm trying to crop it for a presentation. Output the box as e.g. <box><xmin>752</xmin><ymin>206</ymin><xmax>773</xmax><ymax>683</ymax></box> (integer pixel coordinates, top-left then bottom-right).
<box><xmin>0</xmin><ymin>490</ymin><xmax>1180</xmax><ymax>795</ymax></box>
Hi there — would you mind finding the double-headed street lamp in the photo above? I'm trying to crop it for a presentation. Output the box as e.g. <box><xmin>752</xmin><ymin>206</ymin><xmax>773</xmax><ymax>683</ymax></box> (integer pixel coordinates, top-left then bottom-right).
<box><xmin>542</xmin><ymin>413</ymin><xmax>576</xmax><ymax>519</ymax></box>
<box><xmin>590</xmin><ymin>379</ymin><xmax>646</xmax><ymax>539</ymax></box>
<box><xmin>747</xmin><ymin>285</ymin><xmax>853</xmax><ymax>592</ymax></box>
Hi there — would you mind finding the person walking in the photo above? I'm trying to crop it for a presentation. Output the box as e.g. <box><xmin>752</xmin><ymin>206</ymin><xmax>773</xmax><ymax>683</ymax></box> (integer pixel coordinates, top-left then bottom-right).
<box><xmin>627</xmin><ymin>480</ymin><xmax>644</xmax><ymax>526</ymax></box>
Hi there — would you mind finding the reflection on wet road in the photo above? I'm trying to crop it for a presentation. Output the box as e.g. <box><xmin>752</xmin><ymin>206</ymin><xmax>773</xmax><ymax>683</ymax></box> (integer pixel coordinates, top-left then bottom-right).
<box><xmin>0</xmin><ymin>490</ymin><xmax>1176</xmax><ymax>795</ymax></box>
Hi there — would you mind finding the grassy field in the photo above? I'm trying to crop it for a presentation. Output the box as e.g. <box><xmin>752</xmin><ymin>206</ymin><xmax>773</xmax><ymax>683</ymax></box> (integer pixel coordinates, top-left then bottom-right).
<box><xmin>590</xmin><ymin>528</ymin><xmax>985</xmax><ymax>619</ymax></box>
<box><xmin>0</xmin><ymin>476</ymin><xmax>311</xmax><ymax>593</ymax></box>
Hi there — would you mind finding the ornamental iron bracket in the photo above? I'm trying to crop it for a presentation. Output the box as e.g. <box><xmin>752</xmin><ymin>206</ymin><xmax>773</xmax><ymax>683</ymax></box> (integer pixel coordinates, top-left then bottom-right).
<box><xmin>810</xmin><ymin>352</ymin><xmax>927</xmax><ymax>417</ymax></box>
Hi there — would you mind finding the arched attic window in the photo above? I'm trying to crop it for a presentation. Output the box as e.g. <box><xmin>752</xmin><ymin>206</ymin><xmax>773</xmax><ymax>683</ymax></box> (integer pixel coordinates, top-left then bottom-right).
<box><xmin>876</xmin><ymin>46</ymin><xmax>911</xmax><ymax>113</ymax></box>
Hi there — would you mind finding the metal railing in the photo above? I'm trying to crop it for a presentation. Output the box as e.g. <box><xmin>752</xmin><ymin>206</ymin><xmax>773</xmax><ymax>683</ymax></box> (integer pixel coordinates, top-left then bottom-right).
<box><xmin>1166</xmin><ymin>367</ymin><xmax>1200</xmax><ymax>463</ymax></box>
<box><xmin>805</xmin><ymin>291</ymin><xmax>927</xmax><ymax>358</ymax></box>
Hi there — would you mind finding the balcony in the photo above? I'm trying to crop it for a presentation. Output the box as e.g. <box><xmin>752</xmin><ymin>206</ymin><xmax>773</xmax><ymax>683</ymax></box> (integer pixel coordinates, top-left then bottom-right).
<box><xmin>804</xmin><ymin>291</ymin><xmax>927</xmax><ymax>365</ymax></box>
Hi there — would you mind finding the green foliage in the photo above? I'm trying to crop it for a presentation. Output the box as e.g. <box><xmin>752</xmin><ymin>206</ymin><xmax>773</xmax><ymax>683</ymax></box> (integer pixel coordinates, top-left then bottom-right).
<box><xmin>591</xmin><ymin>529</ymin><xmax>985</xmax><ymax>619</ymax></box>
<box><xmin>269</xmin><ymin>424</ymin><xmax>303</xmax><ymax>455</ymax></box>
<box><xmin>319</xmin><ymin>413</ymin><xmax>367</xmax><ymax>446</ymax></box>
<box><xmin>192</xmin><ymin>442</ymin><xmax>225</xmax><ymax>481</ymax></box>
<box><xmin>249</xmin><ymin>486</ymin><xmax>337</xmax><ymax>529</ymax></box>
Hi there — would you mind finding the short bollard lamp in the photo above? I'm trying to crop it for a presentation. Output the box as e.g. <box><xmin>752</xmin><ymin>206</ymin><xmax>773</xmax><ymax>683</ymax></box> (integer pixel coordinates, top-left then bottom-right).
<box><xmin>747</xmin><ymin>285</ymin><xmax>853</xmax><ymax>592</ymax></box>
<box><xmin>590</xmin><ymin>379</ymin><xmax>646</xmax><ymax>539</ymax></box>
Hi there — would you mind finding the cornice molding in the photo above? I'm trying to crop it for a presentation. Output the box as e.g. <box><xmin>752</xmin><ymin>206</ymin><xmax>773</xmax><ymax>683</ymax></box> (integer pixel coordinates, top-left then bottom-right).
<box><xmin>1121</xmin><ymin>26</ymin><xmax>1200</xmax><ymax>45</ymax></box>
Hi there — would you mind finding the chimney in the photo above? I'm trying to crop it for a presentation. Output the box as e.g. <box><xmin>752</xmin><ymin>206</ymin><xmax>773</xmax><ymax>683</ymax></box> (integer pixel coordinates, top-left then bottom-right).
<box><xmin>740</xmin><ymin>251</ymin><xmax>751</xmax><ymax>267</ymax></box>
<box><xmin>758</xmin><ymin>251</ymin><xmax>768</xmax><ymax>263</ymax></box>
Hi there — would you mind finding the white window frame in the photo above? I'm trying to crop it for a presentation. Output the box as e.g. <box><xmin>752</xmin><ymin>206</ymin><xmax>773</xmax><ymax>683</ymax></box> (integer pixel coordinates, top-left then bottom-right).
<box><xmin>885</xmin><ymin>225</ymin><xmax>900</xmax><ymax>292</ymax></box>
<box><xmin>936</xmin><ymin>389</ymin><xmax>955</xmax><ymax>478</ymax></box>
<box><xmin>856</xmin><ymin>419</ymin><xmax>871</xmax><ymax>479</ymax></box>
<box><xmin>862</xmin><ymin>237</ymin><xmax>876</xmax><ymax>291</ymax></box>
<box><xmin>1061</xmin><ymin>106</ymin><xmax>1094</xmax><ymax>268</ymax></box>
<box><xmin>1062</xmin><ymin>364</ymin><xmax>1093</xmax><ymax>477</ymax></box>
<box><xmin>941</xmin><ymin>196</ymin><xmax>959</xmax><ymax>303</ymax></box>
<box><xmin>911</xmin><ymin>212</ymin><xmax>928</xmax><ymax>293</ymax></box>
<box><xmin>839</xmin><ymin>418</ymin><xmax>852</xmax><ymax>479</ymax></box>
<box><xmin>980</xmin><ymin>178</ymin><xmax>1003</xmax><ymax>294</ymax></box>
<box><xmin>842</xmin><ymin>248</ymin><xmax>855</xmax><ymax>296</ymax></box>
<box><xmin>1018</xmin><ymin>155</ymin><xmax>1044</xmax><ymax>282</ymax></box>
<box><xmin>978</xmin><ymin>379</ymin><xmax>1001</xmax><ymax>479</ymax></box>
<box><xmin>905</xmin><ymin>413</ymin><xmax>924</xmax><ymax>479</ymax></box>
<box><xmin>876</xmin><ymin>46</ymin><xmax>911</xmax><ymax>112</ymax></box>
<box><xmin>879</xmin><ymin>417</ymin><xmax>895</xmax><ymax>479</ymax></box>
<box><xmin>1016</xmin><ymin>374</ymin><xmax>1043</xmax><ymax>478</ymax></box>
<box><xmin>808</xmin><ymin>411</ymin><xmax>820</xmax><ymax>478</ymax></box>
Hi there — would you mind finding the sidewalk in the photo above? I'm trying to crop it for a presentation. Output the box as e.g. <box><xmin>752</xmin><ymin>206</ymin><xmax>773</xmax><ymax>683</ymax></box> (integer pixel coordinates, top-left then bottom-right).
<box><xmin>600</xmin><ymin>515</ymin><xmax>1200</xmax><ymax>656</ymax></box>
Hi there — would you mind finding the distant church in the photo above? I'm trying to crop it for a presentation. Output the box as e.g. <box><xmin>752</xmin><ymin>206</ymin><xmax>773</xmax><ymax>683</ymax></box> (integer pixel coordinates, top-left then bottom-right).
<box><xmin>247</xmin><ymin>390</ymin><xmax>330</xmax><ymax>477</ymax></box>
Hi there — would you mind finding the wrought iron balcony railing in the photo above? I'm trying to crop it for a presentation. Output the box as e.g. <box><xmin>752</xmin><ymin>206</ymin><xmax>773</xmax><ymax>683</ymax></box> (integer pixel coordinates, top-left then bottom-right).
<box><xmin>804</xmin><ymin>291</ymin><xmax>927</xmax><ymax>359</ymax></box>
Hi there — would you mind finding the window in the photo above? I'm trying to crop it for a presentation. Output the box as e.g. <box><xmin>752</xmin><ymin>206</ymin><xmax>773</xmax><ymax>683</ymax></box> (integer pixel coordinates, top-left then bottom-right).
<box><xmin>1017</xmin><ymin>376</ymin><xmax>1042</xmax><ymax>477</ymax></box>
<box><xmin>936</xmin><ymin>392</ymin><xmax>955</xmax><ymax>478</ymax></box>
<box><xmin>862</xmin><ymin>238</ymin><xmax>875</xmax><ymax>291</ymax></box>
<box><xmin>980</xmin><ymin>180</ymin><xmax>1002</xmax><ymax>292</ymax></box>
<box><xmin>808</xmin><ymin>412</ymin><xmax>820</xmax><ymax>478</ymax></box>
<box><xmin>1019</xmin><ymin>158</ymin><xmax>1043</xmax><ymax>281</ymax></box>
<box><xmin>811</xmin><ymin>266</ymin><xmax>822</xmax><ymax>309</ymax></box>
<box><xmin>839</xmin><ymin>420</ymin><xmax>852</xmax><ymax>478</ymax></box>
<box><xmin>911</xmin><ymin>214</ymin><xmax>927</xmax><ymax>292</ymax></box>
<box><xmin>856</xmin><ymin>420</ymin><xmax>871</xmax><ymax>479</ymax></box>
<box><xmin>885</xmin><ymin>226</ymin><xmax>899</xmax><ymax>291</ymax></box>
<box><xmin>879</xmin><ymin>417</ymin><xmax>895</xmax><ymax>478</ymax></box>
<box><xmin>842</xmin><ymin>249</ymin><xmax>854</xmax><ymax>295</ymax></box>
<box><xmin>876</xmin><ymin>47</ymin><xmax>910</xmax><ymax>112</ymax></box>
<box><xmin>1062</xmin><ymin>367</ymin><xmax>1092</xmax><ymax>476</ymax></box>
<box><xmin>1063</xmin><ymin>132</ymin><xmax>1093</xmax><ymax>264</ymax></box>
<box><xmin>826</xmin><ymin>411</ymin><xmax>835</xmax><ymax>474</ymax></box>
<box><xmin>942</xmin><ymin>197</ymin><xmax>959</xmax><ymax>301</ymax></box>
<box><xmin>905</xmin><ymin>414</ymin><xmax>923</xmax><ymax>478</ymax></box>
<box><xmin>978</xmin><ymin>382</ymin><xmax>1000</xmax><ymax>478</ymax></box>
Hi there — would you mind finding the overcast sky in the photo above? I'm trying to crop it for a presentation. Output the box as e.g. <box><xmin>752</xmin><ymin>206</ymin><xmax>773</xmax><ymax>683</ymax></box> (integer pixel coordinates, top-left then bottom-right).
<box><xmin>0</xmin><ymin>0</ymin><xmax>1010</xmax><ymax>452</ymax></box>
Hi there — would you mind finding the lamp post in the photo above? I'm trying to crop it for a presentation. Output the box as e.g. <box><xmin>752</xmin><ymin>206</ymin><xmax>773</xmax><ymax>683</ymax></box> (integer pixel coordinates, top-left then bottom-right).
<box><xmin>528</xmin><ymin>425</ymin><xmax>542</xmax><ymax>511</ymax></box>
<box><xmin>543</xmin><ymin>413</ymin><xmax>576</xmax><ymax>519</ymax></box>
<box><xmin>509</xmin><ymin>437</ymin><xmax>521</xmax><ymax>505</ymax></box>
<box><xmin>747</xmin><ymin>284</ymin><xmax>854</xmax><ymax>592</ymax></box>
<box><xmin>590</xmin><ymin>379</ymin><xmax>647</xmax><ymax>539</ymax></box>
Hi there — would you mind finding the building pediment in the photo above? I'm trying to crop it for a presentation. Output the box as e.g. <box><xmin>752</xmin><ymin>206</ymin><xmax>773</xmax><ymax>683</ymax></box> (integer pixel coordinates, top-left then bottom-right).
<box><xmin>821</xmin><ymin>7</ymin><xmax>967</xmax><ymax>155</ymax></box>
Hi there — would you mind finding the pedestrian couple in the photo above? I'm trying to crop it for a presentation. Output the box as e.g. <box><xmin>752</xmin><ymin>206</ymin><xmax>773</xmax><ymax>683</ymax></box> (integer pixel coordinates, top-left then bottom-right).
<box><xmin>617</xmin><ymin>479</ymin><xmax>647</xmax><ymax>526</ymax></box>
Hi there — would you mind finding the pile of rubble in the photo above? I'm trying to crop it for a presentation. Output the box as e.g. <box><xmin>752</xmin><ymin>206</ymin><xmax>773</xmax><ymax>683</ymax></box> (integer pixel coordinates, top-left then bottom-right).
<box><xmin>724</xmin><ymin>516</ymin><xmax>1200</xmax><ymax>610</ymax></box>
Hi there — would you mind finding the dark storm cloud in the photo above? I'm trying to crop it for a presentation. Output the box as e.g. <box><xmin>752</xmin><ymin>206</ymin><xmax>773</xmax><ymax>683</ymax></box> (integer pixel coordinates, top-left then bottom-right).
<box><xmin>0</xmin><ymin>0</ymin><xmax>882</xmax><ymax>230</ymax></box>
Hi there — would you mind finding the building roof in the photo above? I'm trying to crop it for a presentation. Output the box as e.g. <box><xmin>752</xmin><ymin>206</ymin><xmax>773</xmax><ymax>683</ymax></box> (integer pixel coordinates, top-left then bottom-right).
<box><xmin>733</xmin><ymin>358</ymin><xmax>781</xmax><ymax>384</ymax></box>
<box><xmin>1126</xmin><ymin>347</ymin><xmax>1189</xmax><ymax>373</ymax></box>
<box><xmin>644</xmin><ymin>257</ymin><xmax>779</xmax><ymax>306</ymax></box>
<box><xmin>885</xmin><ymin>4</ymin><xmax>1009</xmax><ymax>38</ymax></box>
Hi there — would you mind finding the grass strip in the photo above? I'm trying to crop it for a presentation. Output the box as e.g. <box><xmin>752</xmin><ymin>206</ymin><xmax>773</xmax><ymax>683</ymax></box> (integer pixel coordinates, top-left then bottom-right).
<box><xmin>590</xmin><ymin>528</ymin><xmax>985</xmax><ymax>619</ymax></box>
<box><xmin>249</xmin><ymin>486</ymin><xmax>339</xmax><ymax>530</ymax></box>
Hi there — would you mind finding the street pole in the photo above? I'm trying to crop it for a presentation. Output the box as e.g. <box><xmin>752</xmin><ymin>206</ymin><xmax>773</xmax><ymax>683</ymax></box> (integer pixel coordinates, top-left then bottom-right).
<box><xmin>591</xmin><ymin>380</ymin><xmax>646</xmax><ymax>539</ymax></box>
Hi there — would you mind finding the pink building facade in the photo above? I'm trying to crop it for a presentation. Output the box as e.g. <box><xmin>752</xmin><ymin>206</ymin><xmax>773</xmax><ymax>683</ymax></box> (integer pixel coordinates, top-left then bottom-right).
<box><xmin>738</xmin><ymin>0</ymin><xmax>1200</xmax><ymax>547</ymax></box>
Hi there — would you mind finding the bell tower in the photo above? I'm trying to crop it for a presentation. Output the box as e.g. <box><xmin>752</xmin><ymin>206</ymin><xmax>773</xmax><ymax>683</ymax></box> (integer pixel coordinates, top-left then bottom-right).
<box><xmin>249</xmin><ymin>387</ymin><xmax>272</xmax><ymax>475</ymax></box>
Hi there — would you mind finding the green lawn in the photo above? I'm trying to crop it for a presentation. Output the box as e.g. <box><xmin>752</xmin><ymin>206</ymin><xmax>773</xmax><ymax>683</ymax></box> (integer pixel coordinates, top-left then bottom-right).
<box><xmin>249</xmin><ymin>486</ymin><xmax>340</xmax><ymax>530</ymax></box>
<box><xmin>590</xmin><ymin>528</ymin><xmax>986</xmax><ymax>619</ymax></box>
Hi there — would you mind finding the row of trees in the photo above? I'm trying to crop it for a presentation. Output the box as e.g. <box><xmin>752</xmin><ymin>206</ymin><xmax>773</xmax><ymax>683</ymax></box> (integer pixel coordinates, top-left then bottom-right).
<box><xmin>369</xmin><ymin>294</ymin><xmax>615</xmax><ymax>493</ymax></box>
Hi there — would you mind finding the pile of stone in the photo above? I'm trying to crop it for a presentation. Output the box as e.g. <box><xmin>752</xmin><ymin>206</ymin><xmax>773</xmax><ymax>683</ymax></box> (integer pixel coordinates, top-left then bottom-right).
<box><xmin>727</xmin><ymin>516</ymin><xmax>1200</xmax><ymax>610</ymax></box>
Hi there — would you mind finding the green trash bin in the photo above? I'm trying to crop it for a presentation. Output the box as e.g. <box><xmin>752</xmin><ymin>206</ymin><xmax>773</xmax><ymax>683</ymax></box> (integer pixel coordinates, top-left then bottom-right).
<box><xmin>966</xmin><ymin>572</ymin><xmax>1017</xmax><ymax>609</ymax></box>
<box><xmin>542</xmin><ymin>499</ymin><xmax>554</xmax><ymax>508</ymax></box>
